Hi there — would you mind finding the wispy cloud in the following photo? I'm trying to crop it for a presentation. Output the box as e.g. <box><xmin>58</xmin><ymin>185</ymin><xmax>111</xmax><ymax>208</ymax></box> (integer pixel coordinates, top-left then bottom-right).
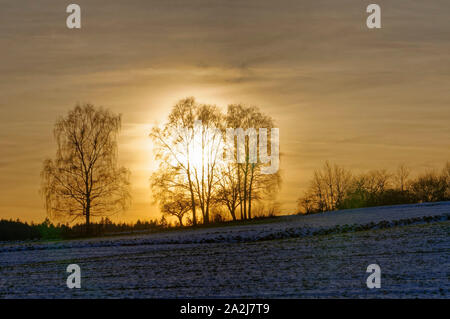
<box><xmin>0</xmin><ymin>0</ymin><xmax>449</xmax><ymax>221</ymax></box>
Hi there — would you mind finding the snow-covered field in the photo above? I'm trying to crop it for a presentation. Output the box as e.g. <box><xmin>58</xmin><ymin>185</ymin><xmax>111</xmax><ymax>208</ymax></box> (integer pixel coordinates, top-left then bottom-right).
<box><xmin>0</xmin><ymin>202</ymin><xmax>449</xmax><ymax>298</ymax></box>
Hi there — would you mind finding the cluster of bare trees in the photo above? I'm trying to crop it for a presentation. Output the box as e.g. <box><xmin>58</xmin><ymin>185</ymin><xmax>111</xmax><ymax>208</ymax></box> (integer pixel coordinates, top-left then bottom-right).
<box><xmin>298</xmin><ymin>161</ymin><xmax>450</xmax><ymax>214</ymax></box>
<box><xmin>298</xmin><ymin>161</ymin><xmax>353</xmax><ymax>213</ymax></box>
<box><xmin>150</xmin><ymin>98</ymin><xmax>281</xmax><ymax>226</ymax></box>
<box><xmin>411</xmin><ymin>163</ymin><xmax>449</xmax><ymax>203</ymax></box>
<box><xmin>40</xmin><ymin>101</ymin><xmax>280</xmax><ymax>230</ymax></box>
<box><xmin>41</xmin><ymin>102</ymin><xmax>447</xmax><ymax>229</ymax></box>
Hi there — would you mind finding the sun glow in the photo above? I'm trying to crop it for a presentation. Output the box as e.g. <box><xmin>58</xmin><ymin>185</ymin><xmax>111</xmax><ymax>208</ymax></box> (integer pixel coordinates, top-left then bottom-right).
<box><xmin>171</xmin><ymin>121</ymin><xmax>225</xmax><ymax>179</ymax></box>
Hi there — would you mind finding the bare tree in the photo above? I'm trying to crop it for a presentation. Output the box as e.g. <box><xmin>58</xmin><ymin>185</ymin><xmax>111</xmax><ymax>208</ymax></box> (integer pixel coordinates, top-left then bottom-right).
<box><xmin>41</xmin><ymin>104</ymin><xmax>131</xmax><ymax>230</ymax></box>
<box><xmin>444</xmin><ymin>162</ymin><xmax>450</xmax><ymax>180</ymax></box>
<box><xmin>225</xmin><ymin>104</ymin><xmax>280</xmax><ymax>220</ymax></box>
<box><xmin>411</xmin><ymin>170</ymin><xmax>447</xmax><ymax>202</ymax></box>
<box><xmin>150</xmin><ymin>98</ymin><xmax>199</xmax><ymax>225</ymax></box>
<box><xmin>333</xmin><ymin>163</ymin><xmax>353</xmax><ymax>208</ymax></box>
<box><xmin>297</xmin><ymin>191</ymin><xmax>315</xmax><ymax>214</ymax></box>
<box><xmin>216</xmin><ymin>162</ymin><xmax>241</xmax><ymax>221</ymax></box>
<box><xmin>160</xmin><ymin>193</ymin><xmax>191</xmax><ymax>226</ymax></box>
<box><xmin>150</xmin><ymin>163</ymin><xmax>194</xmax><ymax>226</ymax></box>
<box><xmin>150</xmin><ymin>98</ymin><xmax>225</xmax><ymax>225</ymax></box>
<box><xmin>191</xmin><ymin>104</ymin><xmax>224</xmax><ymax>224</ymax></box>
<box><xmin>444</xmin><ymin>162</ymin><xmax>450</xmax><ymax>200</ymax></box>
<box><xmin>302</xmin><ymin>161</ymin><xmax>352</xmax><ymax>212</ymax></box>
<box><xmin>394</xmin><ymin>163</ymin><xmax>411</xmax><ymax>192</ymax></box>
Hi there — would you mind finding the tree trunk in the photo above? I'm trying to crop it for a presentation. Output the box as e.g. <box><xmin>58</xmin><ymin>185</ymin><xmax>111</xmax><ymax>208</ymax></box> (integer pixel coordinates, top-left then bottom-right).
<box><xmin>230</xmin><ymin>207</ymin><xmax>236</xmax><ymax>221</ymax></box>
<box><xmin>204</xmin><ymin>204</ymin><xmax>210</xmax><ymax>224</ymax></box>
<box><xmin>187</xmin><ymin>173</ymin><xmax>197</xmax><ymax>226</ymax></box>
<box><xmin>248</xmin><ymin>168</ymin><xmax>254</xmax><ymax>220</ymax></box>
<box><xmin>85</xmin><ymin>198</ymin><xmax>91</xmax><ymax>234</ymax></box>
<box><xmin>244</xmin><ymin>161</ymin><xmax>251</xmax><ymax>220</ymax></box>
<box><xmin>243</xmin><ymin>170</ymin><xmax>248</xmax><ymax>220</ymax></box>
<box><xmin>248</xmin><ymin>186</ymin><xmax>252</xmax><ymax>220</ymax></box>
<box><xmin>237</xmin><ymin>167</ymin><xmax>244</xmax><ymax>220</ymax></box>
<box><xmin>239</xmin><ymin>204</ymin><xmax>243</xmax><ymax>220</ymax></box>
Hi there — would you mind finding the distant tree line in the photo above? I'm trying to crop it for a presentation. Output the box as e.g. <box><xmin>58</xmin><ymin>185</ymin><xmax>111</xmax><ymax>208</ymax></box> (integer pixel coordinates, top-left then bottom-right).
<box><xmin>0</xmin><ymin>217</ymin><xmax>176</xmax><ymax>241</ymax></box>
<box><xmin>0</xmin><ymin>211</ymin><xmax>281</xmax><ymax>241</ymax></box>
<box><xmin>297</xmin><ymin>161</ymin><xmax>450</xmax><ymax>214</ymax></box>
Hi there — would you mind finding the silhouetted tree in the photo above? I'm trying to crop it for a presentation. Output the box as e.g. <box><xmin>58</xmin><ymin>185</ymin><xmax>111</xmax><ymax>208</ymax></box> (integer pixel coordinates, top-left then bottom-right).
<box><xmin>150</xmin><ymin>98</ymin><xmax>199</xmax><ymax>225</ymax></box>
<box><xmin>161</xmin><ymin>194</ymin><xmax>191</xmax><ymax>226</ymax></box>
<box><xmin>41</xmin><ymin>104</ymin><xmax>131</xmax><ymax>231</ymax></box>
<box><xmin>299</xmin><ymin>161</ymin><xmax>352</xmax><ymax>212</ymax></box>
<box><xmin>363</xmin><ymin>169</ymin><xmax>391</xmax><ymax>205</ymax></box>
<box><xmin>216</xmin><ymin>162</ymin><xmax>241</xmax><ymax>221</ymax></box>
<box><xmin>191</xmin><ymin>104</ymin><xmax>224</xmax><ymax>224</ymax></box>
<box><xmin>411</xmin><ymin>171</ymin><xmax>446</xmax><ymax>203</ymax></box>
<box><xmin>225</xmin><ymin>104</ymin><xmax>280</xmax><ymax>220</ymax></box>
<box><xmin>151</xmin><ymin>169</ymin><xmax>192</xmax><ymax>226</ymax></box>
<box><xmin>394</xmin><ymin>163</ymin><xmax>411</xmax><ymax>192</ymax></box>
<box><xmin>443</xmin><ymin>162</ymin><xmax>450</xmax><ymax>200</ymax></box>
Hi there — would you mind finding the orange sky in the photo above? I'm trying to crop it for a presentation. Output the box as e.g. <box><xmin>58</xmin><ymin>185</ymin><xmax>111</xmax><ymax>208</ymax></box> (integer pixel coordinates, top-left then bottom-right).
<box><xmin>0</xmin><ymin>0</ymin><xmax>449</xmax><ymax>223</ymax></box>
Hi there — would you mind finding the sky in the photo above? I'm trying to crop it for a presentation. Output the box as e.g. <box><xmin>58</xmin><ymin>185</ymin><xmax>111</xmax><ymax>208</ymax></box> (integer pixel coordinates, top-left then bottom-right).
<box><xmin>0</xmin><ymin>0</ymin><xmax>449</xmax><ymax>223</ymax></box>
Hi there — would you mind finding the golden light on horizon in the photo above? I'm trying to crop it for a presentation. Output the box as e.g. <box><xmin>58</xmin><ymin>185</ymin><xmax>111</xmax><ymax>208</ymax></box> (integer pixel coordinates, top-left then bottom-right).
<box><xmin>0</xmin><ymin>1</ymin><xmax>449</xmax><ymax>224</ymax></box>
